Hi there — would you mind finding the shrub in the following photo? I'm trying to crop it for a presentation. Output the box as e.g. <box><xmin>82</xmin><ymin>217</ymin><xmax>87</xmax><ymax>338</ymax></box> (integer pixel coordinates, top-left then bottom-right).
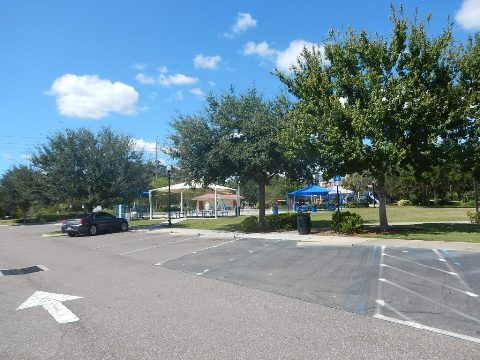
<box><xmin>345</xmin><ymin>202</ymin><xmax>369</xmax><ymax>208</ymax></box>
<box><xmin>239</xmin><ymin>216</ymin><xmax>259</xmax><ymax>232</ymax></box>
<box><xmin>265</xmin><ymin>213</ymin><xmax>298</xmax><ymax>230</ymax></box>
<box><xmin>397</xmin><ymin>199</ymin><xmax>412</xmax><ymax>206</ymax></box>
<box><xmin>466</xmin><ymin>210</ymin><xmax>480</xmax><ymax>224</ymax></box>
<box><xmin>330</xmin><ymin>211</ymin><xmax>364</xmax><ymax>234</ymax></box>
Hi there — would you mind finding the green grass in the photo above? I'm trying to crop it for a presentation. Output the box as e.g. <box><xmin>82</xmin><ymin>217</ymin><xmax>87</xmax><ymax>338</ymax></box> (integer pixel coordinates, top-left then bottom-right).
<box><xmin>361</xmin><ymin>223</ymin><xmax>480</xmax><ymax>242</ymax></box>
<box><xmin>175</xmin><ymin>216</ymin><xmax>245</xmax><ymax>232</ymax></box>
<box><xmin>129</xmin><ymin>219</ymin><xmax>167</xmax><ymax>226</ymax></box>
<box><xmin>310</xmin><ymin>205</ymin><xmax>472</xmax><ymax>223</ymax></box>
<box><xmin>0</xmin><ymin>218</ymin><xmax>18</xmax><ymax>225</ymax></box>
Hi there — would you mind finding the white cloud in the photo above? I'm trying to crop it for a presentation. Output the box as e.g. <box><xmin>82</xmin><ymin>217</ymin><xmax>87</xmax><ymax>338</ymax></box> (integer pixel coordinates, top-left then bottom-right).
<box><xmin>456</xmin><ymin>0</ymin><xmax>480</xmax><ymax>30</ymax></box>
<box><xmin>135</xmin><ymin>73</ymin><xmax>156</xmax><ymax>84</ymax></box>
<box><xmin>132</xmin><ymin>138</ymin><xmax>157</xmax><ymax>154</ymax></box>
<box><xmin>48</xmin><ymin>74</ymin><xmax>139</xmax><ymax>119</ymax></box>
<box><xmin>132</xmin><ymin>63</ymin><xmax>147</xmax><ymax>71</ymax></box>
<box><xmin>276</xmin><ymin>40</ymin><xmax>318</xmax><ymax>72</ymax></box>
<box><xmin>165</xmin><ymin>90</ymin><xmax>184</xmax><ymax>102</ymax></box>
<box><xmin>189</xmin><ymin>88</ymin><xmax>205</xmax><ymax>97</ymax></box>
<box><xmin>0</xmin><ymin>152</ymin><xmax>15</xmax><ymax>161</ymax></box>
<box><xmin>193</xmin><ymin>54</ymin><xmax>222</xmax><ymax>69</ymax></box>
<box><xmin>224</xmin><ymin>12</ymin><xmax>257</xmax><ymax>38</ymax></box>
<box><xmin>242</xmin><ymin>41</ymin><xmax>277</xmax><ymax>58</ymax></box>
<box><xmin>20</xmin><ymin>154</ymin><xmax>31</xmax><ymax>160</ymax></box>
<box><xmin>157</xmin><ymin>65</ymin><xmax>168</xmax><ymax>73</ymax></box>
<box><xmin>159</xmin><ymin>73</ymin><xmax>198</xmax><ymax>86</ymax></box>
<box><xmin>208</xmin><ymin>81</ymin><xmax>216</xmax><ymax>87</ymax></box>
<box><xmin>242</xmin><ymin>39</ymin><xmax>323</xmax><ymax>72</ymax></box>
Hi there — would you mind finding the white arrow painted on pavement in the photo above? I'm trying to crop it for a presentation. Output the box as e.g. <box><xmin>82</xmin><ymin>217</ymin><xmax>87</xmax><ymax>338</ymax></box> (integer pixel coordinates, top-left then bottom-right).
<box><xmin>17</xmin><ymin>291</ymin><xmax>83</xmax><ymax>324</ymax></box>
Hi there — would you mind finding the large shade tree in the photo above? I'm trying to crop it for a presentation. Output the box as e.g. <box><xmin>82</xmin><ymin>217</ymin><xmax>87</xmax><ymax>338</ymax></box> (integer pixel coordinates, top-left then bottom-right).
<box><xmin>170</xmin><ymin>87</ymin><xmax>313</xmax><ymax>226</ymax></box>
<box><xmin>458</xmin><ymin>33</ymin><xmax>480</xmax><ymax>213</ymax></box>
<box><xmin>0</xmin><ymin>165</ymin><xmax>44</xmax><ymax>222</ymax></box>
<box><xmin>31</xmin><ymin>127</ymin><xmax>152</xmax><ymax>210</ymax></box>
<box><xmin>277</xmin><ymin>8</ymin><xmax>463</xmax><ymax>230</ymax></box>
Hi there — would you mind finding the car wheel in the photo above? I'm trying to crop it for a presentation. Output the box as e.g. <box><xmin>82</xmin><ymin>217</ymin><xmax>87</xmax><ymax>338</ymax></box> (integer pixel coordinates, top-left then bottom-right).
<box><xmin>89</xmin><ymin>225</ymin><xmax>97</xmax><ymax>236</ymax></box>
<box><xmin>121</xmin><ymin>222</ymin><xmax>128</xmax><ymax>232</ymax></box>
<box><xmin>67</xmin><ymin>232</ymin><xmax>75</xmax><ymax>237</ymax></box>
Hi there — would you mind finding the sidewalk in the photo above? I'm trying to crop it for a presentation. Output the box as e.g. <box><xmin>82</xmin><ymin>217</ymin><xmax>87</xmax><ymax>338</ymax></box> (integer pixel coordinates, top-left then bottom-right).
<box><xmin>147</xmin><ymin>227</ymin><xmax>480</xmax><ymax>253</ymax></box>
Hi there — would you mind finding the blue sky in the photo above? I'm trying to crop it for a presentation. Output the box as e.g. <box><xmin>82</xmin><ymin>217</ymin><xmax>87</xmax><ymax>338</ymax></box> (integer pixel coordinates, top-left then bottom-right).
<box><xmin>1</xmin><ymin>0</ymin><xmax>479</xmax><ymax>175</ymax></box>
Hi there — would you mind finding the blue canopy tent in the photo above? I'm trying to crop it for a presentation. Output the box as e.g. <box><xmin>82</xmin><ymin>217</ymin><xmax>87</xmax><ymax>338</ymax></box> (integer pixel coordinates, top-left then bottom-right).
<box><xmin>287</xmin><ymin>185</ymin><xmax>332</xmax><ymax>212</ymax></box>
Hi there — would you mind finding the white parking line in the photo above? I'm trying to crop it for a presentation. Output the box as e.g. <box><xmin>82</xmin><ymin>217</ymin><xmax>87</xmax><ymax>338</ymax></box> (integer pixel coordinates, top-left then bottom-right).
<box><xmin>118</xmin><ymin>236</ymin><xmax>198</xmax><ymax>256</ymax></box>
<box><xmin>92</xmin><ymin>233</ymin><xmax>168</xmax><ymax>249</ymax></box>
<box><xmin>154</xmin><ymin>238</ymin><xmax>243</xmax><ymax>266</ymax></box>
<box><xmin>247</xmin><ymin>239</ymin><xmax>283</xmax><ymax>254</ymax></box>
<box><xmin>433</xmin><ymin>249</ymin><xmax>479</xmax><ymax>299</ymax></box>
<box><xmin>373</xmin><ymin>314</ymin><xmax>480</xmax><ymax>344</ymax></box>
<box><xmin>383</xmin><ymin>253</ymin><xmax>457</xmax><ymax>276</ymax></box>
<box><xmin>376</xmin><ymin>299</ymin><xmax>412</xmax><ymax>322</ymax></box>
<box><xmin>375</xmin><ymin>246</ymin><xmax>386</xmax><ymax>316</ymax></box>
<box><xmin>381</xmin><ymin>263</ymin><xmax>478</xmax><ymax>297</ymax></box>
<box><xmin>379</xmin><ymin>278</ymin><xmax>480</xmax><ymax>324</ymax></box>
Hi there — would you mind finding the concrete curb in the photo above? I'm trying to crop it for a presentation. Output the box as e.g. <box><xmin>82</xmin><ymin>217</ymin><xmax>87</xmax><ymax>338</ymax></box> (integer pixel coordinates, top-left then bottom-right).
<box><xmin>147</xmin><ymin>227</ymin><xmax>480</xmax><ymax>252</ymax></box>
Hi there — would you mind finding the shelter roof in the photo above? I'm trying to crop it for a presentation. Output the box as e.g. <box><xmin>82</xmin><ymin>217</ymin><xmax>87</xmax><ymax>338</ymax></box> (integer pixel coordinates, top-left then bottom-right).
<box><xmin>288</xmin><ymin>185</ymin><xmax>331</xmax><ymax>196</ymax></box>
<box><xmin>191</xmin><ymin>193</ymin><xmax>243</xmax><ymax>201</ymax></box>
<box><xmin>150</xmin><ymin>182</ymin><xmax>235</xmax><ymax>193</ymax></box>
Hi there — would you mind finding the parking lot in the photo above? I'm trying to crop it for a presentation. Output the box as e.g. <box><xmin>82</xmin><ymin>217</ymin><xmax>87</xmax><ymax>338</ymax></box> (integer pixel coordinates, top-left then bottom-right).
<box><xmin>0</xmin><ymin>224</ymin><xmax>479</xmax><ymax>359</ymax></box>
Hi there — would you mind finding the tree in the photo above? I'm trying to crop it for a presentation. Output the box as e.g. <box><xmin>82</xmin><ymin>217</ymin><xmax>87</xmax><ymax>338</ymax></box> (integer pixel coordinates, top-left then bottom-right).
<box><xmin>170</xmin><ymin>87</ymin><xmax>312</xmax><ymax>226</ymax></box>
<box><xmin>0</xmin><ymin>166</ymin><xmax>44</xmax><ymax>222</ymax></box>
<box><xmin>31</xmin><ymin>127</ymin><xmax>152</xmax><ymax>210</ymax></box>
<box><xmin>277</xmin><ymin>7</ymin><xmax>463</xmax><ymax>230</ymax></box>
<box><xmin>458</xmin><ymin>33</ymin><xmax>480</xmax><ymax>213</ymax></box>
<box><xmin>343</xmin><ymin>172</ymin><xmax>374</xmax><ymax>205</ymax></box>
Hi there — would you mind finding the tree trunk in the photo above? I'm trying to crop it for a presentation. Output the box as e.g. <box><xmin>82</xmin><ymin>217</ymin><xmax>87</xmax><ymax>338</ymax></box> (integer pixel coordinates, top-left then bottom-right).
<box><xmin>257</xmin><ymin>180</ymin><xmax>266</xmax><ymax>228</ymax></box>
<box><xmin>433</xmin><ymin>188</ymin><xmax>438</xmax><ymax>207</ymax></box>
<box><xmin>474</xmin><ymin>177</ymin><xmax>479</xmax><ymax>214</ymax></box>
<box><xmin>376</xmin><ymin>176</ymin><xmax>389</xmax><ymax>232</ymax></box>
<box><xmin>22</xmin><ymin>209</ymin><xmax>27</xmax><ymax>225</ymax></box>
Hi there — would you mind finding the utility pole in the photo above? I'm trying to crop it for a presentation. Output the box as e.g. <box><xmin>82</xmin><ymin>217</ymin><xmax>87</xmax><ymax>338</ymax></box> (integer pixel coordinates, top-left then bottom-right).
<box><xmin>155</xmin><ymin>137</ymin><xmax>158</xmax><ymax>180</ymax></box>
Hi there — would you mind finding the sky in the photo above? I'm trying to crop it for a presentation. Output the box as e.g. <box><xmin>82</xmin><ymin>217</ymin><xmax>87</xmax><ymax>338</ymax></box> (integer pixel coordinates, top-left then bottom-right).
<box><xmin>1</xmin><ymin>0</ymin><xmax>479</xmax><ymax>176</ymax></box>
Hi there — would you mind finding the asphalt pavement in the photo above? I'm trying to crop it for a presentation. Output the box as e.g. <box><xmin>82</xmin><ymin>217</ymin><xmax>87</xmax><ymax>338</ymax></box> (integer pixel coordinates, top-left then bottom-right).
<box><xmin>0</xmin><ymin>224</ymin><xmax>479</xmax><ymax>359</ymax></box>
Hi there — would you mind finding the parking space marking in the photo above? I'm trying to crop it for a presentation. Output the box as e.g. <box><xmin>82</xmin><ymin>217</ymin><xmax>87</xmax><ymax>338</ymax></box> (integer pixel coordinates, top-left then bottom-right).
<box><xmin>247</xmin><ymin>239</ymin><xmax>283</xmax><ymax>254</ymax></box>
<box><xmin>383</xmin><ymin>252</ymin><xmax>457</xmax><ymax>276</ymax></box>
<box><xmin>118</xmin><ymin>236</ymin><xmax>199</xmax><ymax>256</ymax></box>
<box><xmin>379</xmin><ymin>278</ymin><xmax>480</xmax><ymax>324</ymax></box>
<box><xmin>375</xmin><ymin>246</ymin><xmax>386</xmax><ymax>316</ymax></box>
<box><xmin>376</xmin><ymin>299</ymin><xmax>412</xmax><ymax>322</ymax></box>
<box><xmin>439</xmin><ymin>250</ymin><xmax>480</xmax><ymax>301</ymax></box>
<box><xmin>381</xmin><ymin>263</ymin><xmax>478</xmax><ymax>297</ymax></box>
<box><xmin>373</xmin><ymin>314</ymin><xmax>480</xmax><ymax>344</ymax></box>
<box><xmin>154</xmin><ymin>237</ymin><xmax>242</xmax><ymax>266</ymax></box>
<box><xmin>195</xmin><ymin>269</ymin><xmax>209</xmax><ymax>276</ymax></box>
<box><xmin>92</xmin><ymin>233</ymin><xmax>175</xmax><ymax>250</ymax></box>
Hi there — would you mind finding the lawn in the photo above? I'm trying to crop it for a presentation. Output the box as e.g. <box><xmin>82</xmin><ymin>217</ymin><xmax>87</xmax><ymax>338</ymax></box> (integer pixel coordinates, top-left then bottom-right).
<box><xmin>0</xmin><ymin>218</ymin><xmax>19</xmax><ymax>225</ymax></box>
<box><xmin>361</xmin><ymin>223</ymin><xmax>480</xmax><ymax>243</ymax></box>
<box><xmin>168</xmin><ymin>206</ymin><xmax>479</xmax><ymax>243</ymax></box>
<box><xmin>309</xmin><ymin>205</ymin><xmax>472</xmax><ymax>223</ymax></box>
<box><xmin>175</xmin><ymin>217</ymin><xmax>244</xmax><ymax>232</ymax></box>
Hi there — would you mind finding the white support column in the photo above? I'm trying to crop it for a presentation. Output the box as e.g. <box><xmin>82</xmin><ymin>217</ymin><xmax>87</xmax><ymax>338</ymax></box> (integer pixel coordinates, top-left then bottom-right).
<box><xmin>180</xmin><ymin>192</ymin><xmax>184</xmax><ymax>213</ymax></box>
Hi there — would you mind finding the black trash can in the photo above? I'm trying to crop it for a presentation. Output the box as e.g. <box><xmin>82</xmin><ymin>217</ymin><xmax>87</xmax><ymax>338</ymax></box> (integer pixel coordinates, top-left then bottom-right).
<box><xmin>297</xmin><ymin>213</ymin><xmax>311</xmax><ymax>235</ymax></box>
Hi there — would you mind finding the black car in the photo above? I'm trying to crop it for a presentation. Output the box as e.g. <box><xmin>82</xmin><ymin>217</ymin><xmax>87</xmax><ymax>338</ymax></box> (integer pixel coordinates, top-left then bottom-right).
<box><xmin>61</xmin><ymin>212</ymin><xmax>129</xmax><ymax>237</ymax></box>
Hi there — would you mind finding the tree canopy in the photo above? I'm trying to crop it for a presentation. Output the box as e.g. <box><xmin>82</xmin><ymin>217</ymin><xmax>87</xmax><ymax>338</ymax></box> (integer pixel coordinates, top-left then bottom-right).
<box><xmin>277</xmin><ymin>8</ymin><xmax>464</xmax><ymax>230</ymax></box>
<box><xmin>31</xmin><ymin>127</ymin><xmax>152</xmax><ymax>210</ymax></box>
<box><xmin>0</xmin><ymin>165</ymin><xmax>44</xmax><ymax>221</ymax></box>
<box><xmin>170</xmin><ymin>87</ymin><xmax>313</xmax><ymax>225</ymax></box>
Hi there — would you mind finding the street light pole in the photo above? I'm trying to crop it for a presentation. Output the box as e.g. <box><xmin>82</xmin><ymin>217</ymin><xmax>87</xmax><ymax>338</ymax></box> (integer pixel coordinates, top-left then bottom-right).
<box><xmin>167</xmin><ymin>166</ymin><xmax>171</xmax><ymax>227</ymax></box>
